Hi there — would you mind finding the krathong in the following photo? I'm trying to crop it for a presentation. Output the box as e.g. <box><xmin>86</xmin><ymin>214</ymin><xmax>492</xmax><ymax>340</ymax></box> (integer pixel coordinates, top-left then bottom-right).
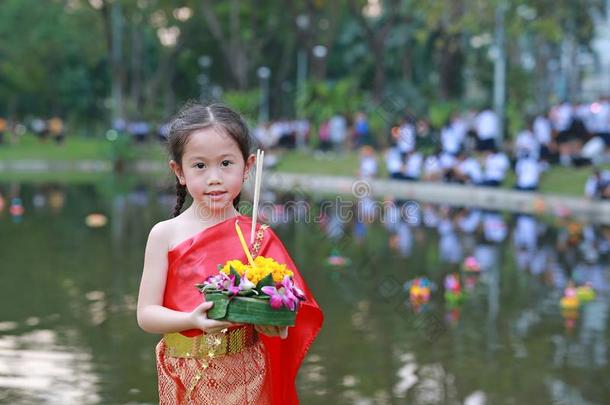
<box><xmin>195</xmin><ymin>221</ymin><xmax>306</xmax><ymax>326</ymax></box>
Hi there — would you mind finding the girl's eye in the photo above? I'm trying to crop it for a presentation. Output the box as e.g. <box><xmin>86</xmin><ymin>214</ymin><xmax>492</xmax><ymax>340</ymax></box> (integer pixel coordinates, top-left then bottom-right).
<box><xmin>194</xmin><ymin>163</ymin><xmax>206</xmax><ymax>169</ymax></box>
<box><xmin>221</xmin><ymin>160</ymin><xmax>233</xmax><ymax>167</ymax></box>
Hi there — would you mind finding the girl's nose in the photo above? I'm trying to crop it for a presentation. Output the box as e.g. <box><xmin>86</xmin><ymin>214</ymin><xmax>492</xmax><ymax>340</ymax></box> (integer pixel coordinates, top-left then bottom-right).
<box><xmin>206</xmin><ymin>169</ymin><xmax>222</xmax><ymax>185</ymax></box>
<box><xmin>207</xmin><ymin>176</ymin><xmax>222</xmax><ymax>185</ymax></box>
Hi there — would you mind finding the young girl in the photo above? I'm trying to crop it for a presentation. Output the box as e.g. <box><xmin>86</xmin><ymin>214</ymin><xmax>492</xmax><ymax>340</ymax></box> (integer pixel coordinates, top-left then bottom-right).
<box><xmin>137</xmin><ymin>103</ymin><xmax>323</xmax><ymax>404</ymax></box>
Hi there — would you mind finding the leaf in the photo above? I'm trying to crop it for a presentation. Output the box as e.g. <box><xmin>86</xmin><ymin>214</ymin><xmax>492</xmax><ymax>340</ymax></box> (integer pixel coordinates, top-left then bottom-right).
<box><xmin>237</xmin><ymin>290</ymin><xmax>256</xmax><ymax>296</ymax></box>
<box><xmin>229</xmin><ymin>266</ymin><xmax>241</xmax><ymax>285</ymax></box>
<box><xmin>256</xmin><ymin>273</ymin><xmax>274</xmax><ymax>290</ymax></box>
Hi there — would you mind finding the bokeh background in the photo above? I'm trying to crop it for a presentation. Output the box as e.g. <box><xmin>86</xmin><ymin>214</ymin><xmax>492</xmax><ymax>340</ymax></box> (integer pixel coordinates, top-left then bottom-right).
<box><xmin>1</xmin><ymin>1</ymin><xmax>610</xmax><ymax>404</ymax></box>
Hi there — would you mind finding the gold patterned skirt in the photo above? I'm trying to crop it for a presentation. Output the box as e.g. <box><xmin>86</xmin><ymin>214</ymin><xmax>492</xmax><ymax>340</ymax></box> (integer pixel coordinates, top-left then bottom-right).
<box><xmin>156</xmin><ymin>326</ymin><xmax>271</xmax><ymax>405</ymax></box>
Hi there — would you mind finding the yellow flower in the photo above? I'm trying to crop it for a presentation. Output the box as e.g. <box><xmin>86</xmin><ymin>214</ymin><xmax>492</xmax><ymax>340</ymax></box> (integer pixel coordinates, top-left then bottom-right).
<box><xmin>220</xmin><ymin>256</ymin><xmax>294</xmax><ymax>286</ymax></box>
<box><xmin>221</xmin><ymin>260</ymin><xmax>248</xmax><ymax>276</ymax></box>
<box><xmin>244</xmin><ymin>266</ymin><xmax>272</xmax><ymax>285</ymax></box>
<box><xmin>253</xmin><ymin>256</ymin><xmax>294</xmax><ymax>283</ymax></box>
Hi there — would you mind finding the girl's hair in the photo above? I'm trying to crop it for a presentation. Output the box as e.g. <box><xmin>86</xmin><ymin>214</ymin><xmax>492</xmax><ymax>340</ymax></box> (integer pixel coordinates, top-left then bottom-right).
<box><xmin>167</xmin><ymin>102</ymin><xmax>252</xmax><ymax>217</ymax></box>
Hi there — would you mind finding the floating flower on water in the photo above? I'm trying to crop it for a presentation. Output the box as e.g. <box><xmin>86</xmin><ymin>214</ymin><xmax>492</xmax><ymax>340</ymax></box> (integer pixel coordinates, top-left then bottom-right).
<box><xmin>85</xmin><ymin>213</ymin><xmax>108</xmax><ymax>228</ymax></box>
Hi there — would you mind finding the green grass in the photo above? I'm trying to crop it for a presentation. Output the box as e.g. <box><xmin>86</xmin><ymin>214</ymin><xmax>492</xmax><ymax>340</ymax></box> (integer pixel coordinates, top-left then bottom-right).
<box><xmin>0</xmin><ymin>134</ymin><xmax>165</xmax><ymax>162</ymax></box>
<box><xmin>275</xmin><ymin>150</ymin><xmax>362</xmax><ymax>177</ymax></box>
<box><xmin>537</xmin><ymin>165</ymin><xmax>610</xmax><ymax>196</ymax></box>
<box><xmin>0</xmin><ymin>170</ymin><xmax>111</xmax><ymax>184</ymax></box>
<box><xmin>0</xmin><ymin>135</ymin><xmax>110</xmax><ymax>160</ymax></box>
<box><xmin>0</xmin><ymin>137</ymin><xmax>607</xmax><ymax>197</ymax></box>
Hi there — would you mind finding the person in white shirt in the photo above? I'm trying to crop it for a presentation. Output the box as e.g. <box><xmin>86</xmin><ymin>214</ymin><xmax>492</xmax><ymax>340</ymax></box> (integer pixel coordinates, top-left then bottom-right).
<box><xmin>576</xmin><ymin>103</ymin><xmax>595</xmax><ymax>134</ymax></box>
<box><xmin>533</xmin><ymin>114</ymin><xmax>552</xmax><ymax>162</ymax></box>
<box><xmin>359</xmin><ymin>146</ymin><xmax>378</xmax><ymax>178</ymax></box>
<box><xmin>454</xmin><ymin>151</ymin><xmax>483</xmax><ymax>185</ymax></box>
<box><xmin>394</xmin><ymin>117</ymin><xmax>416</xmax><ymax>154</ymax></box>
<box><xmin>422</xmin><ymin>152</ymin><xmax>443</xmax><ymax>181</ymax></box>
<box><xmin>438</xmin><ymin>152</ymin><xmax>457</xmax><ymax>181</ymax></box>
<box><xmin>253</xmin><ymin>123</ymin><xmax>278</xmax><ymax>149</ymax></box>
<box><xmin>584</xmin><ymin>168</ymin><xmax>610</xmax><ymax>199</ymax></box>
<box><xmin>514</xmin><ymin>153</ymin><xmax>541</xmax><ymax>191</ymax></box>
<box><xmin>329</xmin><ymin>114</ymin><xmax>347</xmax><ymax>152</ymax></box>
<box><xmin>590</xmin><ymin>97</ymin><xmax>610</xmax><ymax>147</ymax></box>
<box><xmin>514</xmin><ymin>128</ymin><xmax>540</xmax><ymax>160</ymax></box>
<box><xmin>533</xmin><ymin>114</ymin><xmax>552</xmax><ymax>146</ymax></box>
<box><xmin>440</xmin><ymin>113</ymin><xmax>466</xmax><ymax>156</ymax></box>
<box><xmin>474</xmin><ymin>108</ymin><xmax>499</xmax><ymax>151</ymax></box>
<box><xmin>550</xmin><ymin>101</ymin><xmax>573</xmax><ymax>133</ymax></box>
<box><xmin>450</xmin><ymin>112</ymin><xmax>469</xmax><ymax>143</ymax></box>
<box><xmin>482</xmin><ymin>147</ymin><xmax>510</xmax><ymax>187</ymax></box>
<box><xmin>386</xmin><ymin>147</ymin><xmax>405</xmax><ymax>180</ymax></box>
<box><xmin>402</xmin><ymin>150</ymin><xmax>423</xmax><ymax>180</ymax></box>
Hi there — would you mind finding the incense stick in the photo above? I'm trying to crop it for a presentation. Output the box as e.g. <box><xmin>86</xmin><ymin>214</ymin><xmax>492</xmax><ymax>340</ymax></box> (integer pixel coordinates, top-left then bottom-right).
<box><xmin>251</xmin><ymin>149</ymin><xmax>264</xmax><ymax>243</ymax></box>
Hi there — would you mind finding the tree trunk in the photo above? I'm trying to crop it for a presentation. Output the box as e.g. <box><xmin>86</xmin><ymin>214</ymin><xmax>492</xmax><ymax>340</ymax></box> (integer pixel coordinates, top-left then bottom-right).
<box><xmin>201</xmin><ymin>0</ymin><xmax>250</xmax><ymax>89</ymax></box>
<box><xmin>99</xmin><ymin>1</ymin><xmax>126</xmax><ymax>122</ymax></box>
<box><xmin>130</xmin><ymin>20</ymin><xmax>144</xmax><ymax>113</ymax></box>
<box><xmin>347</xmin><ymin>0</ymin><xmax>401</xmax><ymax>101</ymax></box>
<box><xmin>372</xmin><ymin>39</ymin><xmax>385</xmax><ymax>101</ymax></box>
<box><xmin>438</xmin><ymin>34</ymin><xmax>463</xmax><ymax>100</ymax></box>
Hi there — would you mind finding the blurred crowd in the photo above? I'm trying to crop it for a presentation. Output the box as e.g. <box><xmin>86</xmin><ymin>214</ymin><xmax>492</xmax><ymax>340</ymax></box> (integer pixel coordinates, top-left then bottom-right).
<box><xmin>371</xmin><ymin>100</ymin><xmax>610</xmax><ymax>198</ymax></box>
<box><xmin>3</xmin><ymin>98</ymin><xmax>610</xmax><ymax>200</ymax></box>
<box><xmin>0</xmin><ymin>116</ymin><xmax>66</xmax><ymax>145</ymax></box>
<box><xmin>249</xmin><ymin>99</ymin><xmax>610</xmax><ymax>199</ymax></box>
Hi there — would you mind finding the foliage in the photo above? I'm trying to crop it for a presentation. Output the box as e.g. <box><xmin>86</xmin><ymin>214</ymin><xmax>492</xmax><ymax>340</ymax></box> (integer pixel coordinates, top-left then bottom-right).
<box><xmin>428</xmin><ymin>101</ymin><xmax>460</xmax><ymax>129</ymax></box>
<box><xmin>298</xmin><ymin>78</ymin><xmax>363</xmax><ymax>126</ymax></box>
<box><xmin>222</xmin><ymin>89</ymin><xmax>261</xmax><ymax>125</ymax></box>
<box><xmin>0</xmin><ymin>0</ymin><xmax>605</xmax><ymax>130</ymax></box>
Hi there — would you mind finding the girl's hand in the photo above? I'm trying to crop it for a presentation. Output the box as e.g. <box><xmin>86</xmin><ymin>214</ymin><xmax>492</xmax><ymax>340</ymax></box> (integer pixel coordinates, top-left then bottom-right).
<box><xmin>254</xmin><ymin>325</ymin><xmax>289</xmax><ymax>339</ymax></box>
<box><xmin>189</xmin><ymin>301</ymin><xmax>233</xmax><ymax>333</ymax></box>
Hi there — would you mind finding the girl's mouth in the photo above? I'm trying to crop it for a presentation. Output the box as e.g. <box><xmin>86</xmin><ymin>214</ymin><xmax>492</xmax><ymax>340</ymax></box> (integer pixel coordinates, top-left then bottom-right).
<box><xmin>206</xmin><ymin>191</ymin><xmax>227</xmax><ymax>200</ymax></box>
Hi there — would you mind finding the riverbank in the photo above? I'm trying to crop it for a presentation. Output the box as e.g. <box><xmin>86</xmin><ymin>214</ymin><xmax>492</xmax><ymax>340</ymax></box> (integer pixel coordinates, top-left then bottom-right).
<box><xmin>1</xmin><ymin>136</ymin><xmax>608</xmax><ymax>197</ymax></box>
<box><xmin>2</xmin><ymin>163</ymin><xmax>607</xmax><ymax>225</ymax></box>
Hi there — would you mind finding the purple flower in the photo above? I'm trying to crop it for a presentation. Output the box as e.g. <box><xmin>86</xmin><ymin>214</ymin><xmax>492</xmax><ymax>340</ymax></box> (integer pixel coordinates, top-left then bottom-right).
<box><xmin>227</xmin><ymin>274</ymin><xmax>241</xmax><ymax>296</ymax></box>
<box><xmin>290</xmin><ymin>282</ymin><xmax>306</xmax><ymax>301</ymax></box>
<box><xmin>261</xmin><ymin>276</ymin><xmax>302</xmax><ymax>311</ymax></box>
<box><xmin>203</xmin><ymin>273</ymin><xmax>230</xmax><ymax>290</ymax></box>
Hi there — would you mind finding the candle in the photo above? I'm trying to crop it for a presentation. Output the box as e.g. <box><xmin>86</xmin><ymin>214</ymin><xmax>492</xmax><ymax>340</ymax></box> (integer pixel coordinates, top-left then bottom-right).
<box><xmin>235</xmin><ymin>220</ymin><xmax>255</xmax><ymax>267</ymax></box>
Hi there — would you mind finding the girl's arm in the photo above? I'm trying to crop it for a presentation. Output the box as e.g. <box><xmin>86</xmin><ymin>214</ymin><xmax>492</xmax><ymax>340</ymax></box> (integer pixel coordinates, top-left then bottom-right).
<box><xmin>136</xmin><ymin>223</ymin><xmax>232</xmax><ymax>334</ymax></box>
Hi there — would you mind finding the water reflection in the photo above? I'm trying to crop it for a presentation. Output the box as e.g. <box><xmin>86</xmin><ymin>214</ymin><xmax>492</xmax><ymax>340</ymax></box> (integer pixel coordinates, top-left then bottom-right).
<box><xmin>0</xmin><ymin>181</ymin><xmax>609</xmax><ymax>404</ymax></box>
<box><xmin>0</xmin><ymin>329</ymin><xmax>99</xmax><ymax>404</ymax></box>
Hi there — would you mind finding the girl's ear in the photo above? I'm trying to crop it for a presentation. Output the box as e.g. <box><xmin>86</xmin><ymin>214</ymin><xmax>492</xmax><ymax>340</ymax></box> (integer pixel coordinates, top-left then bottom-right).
<box><xmin>169</xmin><ymin>160</ymin><xmax>185</xmax><ymax>185</ymax></box>
<box><xmin>244</xmin><ymin>153</ymin><xmax>256</xmax><ymax>176</ymax></box>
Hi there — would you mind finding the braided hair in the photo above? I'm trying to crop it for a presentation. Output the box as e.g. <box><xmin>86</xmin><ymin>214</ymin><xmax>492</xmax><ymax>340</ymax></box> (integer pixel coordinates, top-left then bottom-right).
<box><xmin>166</xmin><ymin>102</ymin><xmax>252</xmax><ymax>218</ymax></box>
<box><xmin>173</xmin><ymin>178</ymin><xmax>188</xmax><ymax>218</ymax></box>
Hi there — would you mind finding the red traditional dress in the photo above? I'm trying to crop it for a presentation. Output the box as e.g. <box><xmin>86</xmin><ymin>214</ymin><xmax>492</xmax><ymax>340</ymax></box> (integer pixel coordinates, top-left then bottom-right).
<box><xmin>156</xmin><ymin>215</ymin><xmax>323</xmax><ymax>404</ymax></box>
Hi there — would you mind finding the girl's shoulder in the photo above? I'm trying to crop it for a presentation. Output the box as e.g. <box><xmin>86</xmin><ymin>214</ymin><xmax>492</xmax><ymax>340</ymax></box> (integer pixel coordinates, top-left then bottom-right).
<box><xmin>147</xmin><ymin>217</ymin><xmax>182</xmax><ymax>251</ymax></box>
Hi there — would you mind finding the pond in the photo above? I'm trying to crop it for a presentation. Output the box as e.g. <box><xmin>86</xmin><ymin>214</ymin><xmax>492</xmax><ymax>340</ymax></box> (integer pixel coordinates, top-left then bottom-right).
<box><xmin>0</xmin><ymin>180</ymin><xmax>608</xmax><ymax>404</ymax></box>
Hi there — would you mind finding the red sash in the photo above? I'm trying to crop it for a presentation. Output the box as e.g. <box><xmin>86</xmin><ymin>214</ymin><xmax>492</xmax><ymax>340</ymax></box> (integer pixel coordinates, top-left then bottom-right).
<box><xmin>164</xmin><ymin>215</ymin><xmax>323</xmax><ymax>404</ymax></box>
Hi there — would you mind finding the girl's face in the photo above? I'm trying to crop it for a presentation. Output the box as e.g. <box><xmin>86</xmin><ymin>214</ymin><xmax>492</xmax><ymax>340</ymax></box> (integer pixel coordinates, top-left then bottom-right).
<box><xmin>171</xmin><ymin>127</ymin><xmax>254</xmax><ymax>218</ymax></box>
